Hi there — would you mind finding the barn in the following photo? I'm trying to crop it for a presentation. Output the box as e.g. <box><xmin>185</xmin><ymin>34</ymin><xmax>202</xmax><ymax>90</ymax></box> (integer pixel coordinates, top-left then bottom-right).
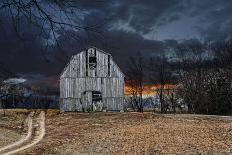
<box><xmin>60</xmin><ymin>47</ymin><xmax>125</xmax><ymax>112</ymax></box>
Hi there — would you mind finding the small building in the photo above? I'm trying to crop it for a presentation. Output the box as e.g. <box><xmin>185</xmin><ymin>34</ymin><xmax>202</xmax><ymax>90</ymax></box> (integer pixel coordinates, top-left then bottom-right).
<box><xmin>60</xmin><ymin>47</ymin><xmax>125</xmax><ymax>112</ymax></box>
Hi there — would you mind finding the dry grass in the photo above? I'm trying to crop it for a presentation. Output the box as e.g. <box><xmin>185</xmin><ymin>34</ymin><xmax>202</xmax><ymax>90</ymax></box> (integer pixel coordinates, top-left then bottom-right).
<box><xmin>0</xmin><ymin>127</ymin><xmax>21</xmax><ymax>148</ymax></box>
<box><xmin>17</xmin><ymin>110</ymin><xmax>232</xmax><ymax>155</ymax></box>
<box><xmin>0</xmin><ymin>109</ymin><xmax>29</xmax><ymax>133</ymax></box>
<box><xmin>0</xmin><ymin>109</ymin><xmax>30</xmax><ymax>151</ymax></box>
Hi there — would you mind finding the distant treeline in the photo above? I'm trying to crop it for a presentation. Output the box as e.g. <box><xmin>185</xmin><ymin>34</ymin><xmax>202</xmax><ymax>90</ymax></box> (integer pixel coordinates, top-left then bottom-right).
<box><xmin>126</xmin><ymin>40</ymin><xmax>232</xmax><ymax>115</ymax></box>
<box><xmin>0</xmin><ymin>94</ymin><xmax>59</xmax><ymax>109</ymax></box>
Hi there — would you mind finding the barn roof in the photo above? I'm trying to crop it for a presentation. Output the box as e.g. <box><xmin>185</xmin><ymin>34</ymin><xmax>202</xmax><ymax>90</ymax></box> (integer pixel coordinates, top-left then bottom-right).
<box><xmin>60</xmin><ymin>47</ymin><xmax>125</xmax><ymax>78</ymax></box>
<box><xmin>87</xmin><ymin>46</ymin><xmax>111</xmax><ymax>56</ymax></box>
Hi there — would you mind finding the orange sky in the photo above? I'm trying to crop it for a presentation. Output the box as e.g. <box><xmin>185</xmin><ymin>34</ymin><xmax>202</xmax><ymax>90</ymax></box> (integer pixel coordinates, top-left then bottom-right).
<box><xmin>125</xmin><ymin>84</ymin><xmax>176</xmax><ymax>98</ymax></box>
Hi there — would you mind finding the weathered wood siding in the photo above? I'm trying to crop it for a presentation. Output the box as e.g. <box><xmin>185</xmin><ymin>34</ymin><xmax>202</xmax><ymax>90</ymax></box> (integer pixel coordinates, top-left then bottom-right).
<box><xmin>60</xmin><ymin>47</ymin><xmax>124</xmax><ymax>112</ymax></box>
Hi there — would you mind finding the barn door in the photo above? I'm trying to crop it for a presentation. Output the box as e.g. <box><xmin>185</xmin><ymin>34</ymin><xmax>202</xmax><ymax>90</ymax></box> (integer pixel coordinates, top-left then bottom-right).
<box><xmin>81</xmin><ymin>91</ymin><xmax>92</xmax><ymax>112</ymax></box>
<box><xmin>92</xmin><ymin>91</ymin><xmax>103</xmax><ymax>112</ymax></box>
<box><xmin>81</xmin><ymin>91</ymin><xmax>103</xmax><ymax>112</ymax></box>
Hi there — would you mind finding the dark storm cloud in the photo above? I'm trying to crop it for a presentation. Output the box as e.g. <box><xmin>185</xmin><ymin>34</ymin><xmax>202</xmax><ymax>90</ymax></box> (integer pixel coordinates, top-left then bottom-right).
<box><xmin>0</xmin><ymin>30</ymin><xmax>46</xmax><ymax>74</ymax></box>
<box><xmin>122</xmin><ymin>0</ymin><xmax>183</xmax><ymax>33</ymax></box>
<box><xmin>54</xmin><ymin>28</ymin><xmax>168</xmax><ymax>70</ymax></box>
<box><xmin>0</xmin><ymin>0</ymin><xmax>232</xmax><ymax>90</ymax></box>
<box><xmin>79</xmin><ymin>0</ymin><xmax>186</xmax><ymax>34</ymax></box>
<box><xmin>0</xmin><ymin>13</ymin><xmax>64</xmax><ymax>77</ymax></box>
<box><xmin>195</xmin><ymin>1</ymin><xmax>232</xmax><ymax>40</ymax></box>
<box><xmin>94</xmin><ymin>0</ymin><xmax>232</xmax><ymax>39</ymax></box>
<box><xmin>97</xmin><ymin>30</ymin><xmax>167</xmax><ymax>67</ymax></box>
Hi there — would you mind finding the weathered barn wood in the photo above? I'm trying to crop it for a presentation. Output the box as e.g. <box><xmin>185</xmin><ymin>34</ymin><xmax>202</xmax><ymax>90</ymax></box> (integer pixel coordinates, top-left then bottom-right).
<box><xmin>60</xmin><ymin>47</ymin><xmax>125</xmax><ymax>112</ymax></box>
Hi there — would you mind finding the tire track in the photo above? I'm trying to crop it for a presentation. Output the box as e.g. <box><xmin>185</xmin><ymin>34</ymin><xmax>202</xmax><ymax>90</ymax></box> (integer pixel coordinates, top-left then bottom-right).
<box><xmin>0</xmin><ymin>111</ymin><xmax>45</xmax><ymax>155</ymax></box>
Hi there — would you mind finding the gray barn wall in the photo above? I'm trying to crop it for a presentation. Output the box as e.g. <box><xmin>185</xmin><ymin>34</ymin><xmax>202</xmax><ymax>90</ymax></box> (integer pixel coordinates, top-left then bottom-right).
<box><xmin>60</xmin><ymin>47</ymin><xmax>125</xmax><ymax>112</ymax></box>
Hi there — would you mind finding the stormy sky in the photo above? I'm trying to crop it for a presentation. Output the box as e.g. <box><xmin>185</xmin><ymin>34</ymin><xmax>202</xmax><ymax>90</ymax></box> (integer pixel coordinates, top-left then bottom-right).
<box><xmin>0</xmin><ymin>0</ymin><xmax>231</xmax><ymax>89</ymax></box>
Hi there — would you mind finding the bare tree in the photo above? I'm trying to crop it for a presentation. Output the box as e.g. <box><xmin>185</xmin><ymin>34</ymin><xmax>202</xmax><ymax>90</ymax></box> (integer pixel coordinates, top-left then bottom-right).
<box><xmin>174</xmin><ymin>40</ymin><xmax>232</xmax><ymax>115</ymax></box>
<box><xmin>174</xmin><ymin>42</ymin><xmax>209</xmax><ymax>113</ymax></box>
<box><xmin>0</xmin><ymin>0</ymin><xmax>107</xmax><ymax>60</ymax></box>
<box><xmin>212</xmin><ymin>40</ymin><xmax>232</xmax><ymax>115</ymax></box>
<box><xmin>0</xmin><ymin>64</ymin><xmax>15</xmax><ymax>116</ymax></box>
<box><xmin>149</xmin><ymin>55</ymin><xmax>173</xmax><ymax>113</ymax></box>
<box><xmin>126</xmin><ymin>52</ymin><xmax>144</xmax><ymax>112</ymax></box>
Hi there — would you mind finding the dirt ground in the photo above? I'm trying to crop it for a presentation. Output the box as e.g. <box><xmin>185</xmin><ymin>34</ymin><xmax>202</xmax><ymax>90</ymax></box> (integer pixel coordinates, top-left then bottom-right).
<box><xmin>0</xmin><ymin>127</ymin><xmax>21</xmax><ymax>148</ymax></box>
<box><xmin>13</xmin><ymin>110</ymin><xmax>231</xmax><ymax>155</ymax></box>
<box><xmin>0</xmin><ymin>109</ymin><xmax>29</xmax><ymax>133</ymax></box>
<box><xmin>0</xmin><ymin>109</ymin><xmax>29</xmax><ymax>151</ymax></box>
<box><xmin>1</xmin><ymin>110</ymin><xmax>232</xmax><ymax>155</ymax></box>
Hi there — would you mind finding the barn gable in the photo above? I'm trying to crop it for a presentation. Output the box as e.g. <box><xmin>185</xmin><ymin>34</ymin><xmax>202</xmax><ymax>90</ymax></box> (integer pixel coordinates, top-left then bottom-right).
<box><xmin>60</xmin><ymin>47</ymin><xmax>124</xmax><ymax>79</ymax></box>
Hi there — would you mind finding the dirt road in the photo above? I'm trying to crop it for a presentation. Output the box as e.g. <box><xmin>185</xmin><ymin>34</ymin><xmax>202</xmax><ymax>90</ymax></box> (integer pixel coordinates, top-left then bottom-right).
<box><xmin>0</xmin><ymin>111</ymin><xmax>45</xmax><ymax>155</ymax></box>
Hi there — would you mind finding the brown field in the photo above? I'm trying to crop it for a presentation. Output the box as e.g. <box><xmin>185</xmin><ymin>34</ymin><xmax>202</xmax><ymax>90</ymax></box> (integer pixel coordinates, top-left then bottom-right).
<box><xmin>0</xmin><ymin>127</ymin><xmax>21</xmax><ymax>148</ymax></box>
<box><xmin>1</xmin><ymin>109</ymin><xmax>232</xmax><ymax>155</ymax></box>
<box><xmin>0</xmin><ymin>109</ymin><xmax>29</xmax><ymax>133</ymax></box>
<box><xmin>0</xmin><ymin>109</ymin><xmax>29</xmax><ymax>149</ymax></box>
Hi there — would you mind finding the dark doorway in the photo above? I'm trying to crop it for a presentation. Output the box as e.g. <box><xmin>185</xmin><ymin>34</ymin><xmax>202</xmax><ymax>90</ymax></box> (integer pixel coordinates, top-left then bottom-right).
<box><xmin>81</xmin><ymin>91</ymin><xmax>103</xmax><ymax>112</ymax></box>
<box><xmin>92</xmin><ymin>91</ymin><xmax>103</xmax><ymax>111</ymax></box>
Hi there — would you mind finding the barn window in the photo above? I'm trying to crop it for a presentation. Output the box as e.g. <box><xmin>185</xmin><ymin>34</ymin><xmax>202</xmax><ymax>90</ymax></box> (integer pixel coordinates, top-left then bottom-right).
<box><xmin>92</xmin><ymin>91</ymin><xmax>102</xmax><ymax>102</ymax></box>
<box><xmin>89</xmin><ymin>56</ymin><xmax>96</xmax><ymax>69</ymax></box>
<box><xmin>89</xmin><ymin>56</ymin><xmax>96</xmax><ymax>63</ymax></box>
<box><xmin>88</xmin><ymin>50</ymin><xmax>97</xmax><ymax>70</ymax></box>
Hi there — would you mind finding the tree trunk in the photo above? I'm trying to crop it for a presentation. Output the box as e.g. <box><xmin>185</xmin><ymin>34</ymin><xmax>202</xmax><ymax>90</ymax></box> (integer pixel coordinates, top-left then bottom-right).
<box><xmin>171</xmin><ymin>90</ymin><xmax>176</xmax><ymax>113</ymax></box>
<box><xmin>160</xmin><ymin>87</ymin><xmax>164</xmax><ymax>113</ymax></box>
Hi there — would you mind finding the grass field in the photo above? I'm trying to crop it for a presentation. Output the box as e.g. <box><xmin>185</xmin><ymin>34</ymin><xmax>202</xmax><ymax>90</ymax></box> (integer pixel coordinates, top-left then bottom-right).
<box><xmin>1</xmin><ymin>109</ymin><xmax>232</xmax><ymax>154</ymax></box>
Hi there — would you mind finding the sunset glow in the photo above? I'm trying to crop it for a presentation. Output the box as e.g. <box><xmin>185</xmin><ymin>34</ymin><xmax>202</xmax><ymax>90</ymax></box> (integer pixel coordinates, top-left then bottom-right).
<box><xmin>125</xmin><ymin>84</ymin><xmax>176</xmax><ymax>98</ymax></box>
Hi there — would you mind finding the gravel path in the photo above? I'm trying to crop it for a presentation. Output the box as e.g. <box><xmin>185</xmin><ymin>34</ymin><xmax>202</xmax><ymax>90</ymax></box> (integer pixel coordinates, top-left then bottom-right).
<box><xmin>0</xmin><ymin>111</ymin><xmax>45</xmax><ymax>155</ymax></box>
